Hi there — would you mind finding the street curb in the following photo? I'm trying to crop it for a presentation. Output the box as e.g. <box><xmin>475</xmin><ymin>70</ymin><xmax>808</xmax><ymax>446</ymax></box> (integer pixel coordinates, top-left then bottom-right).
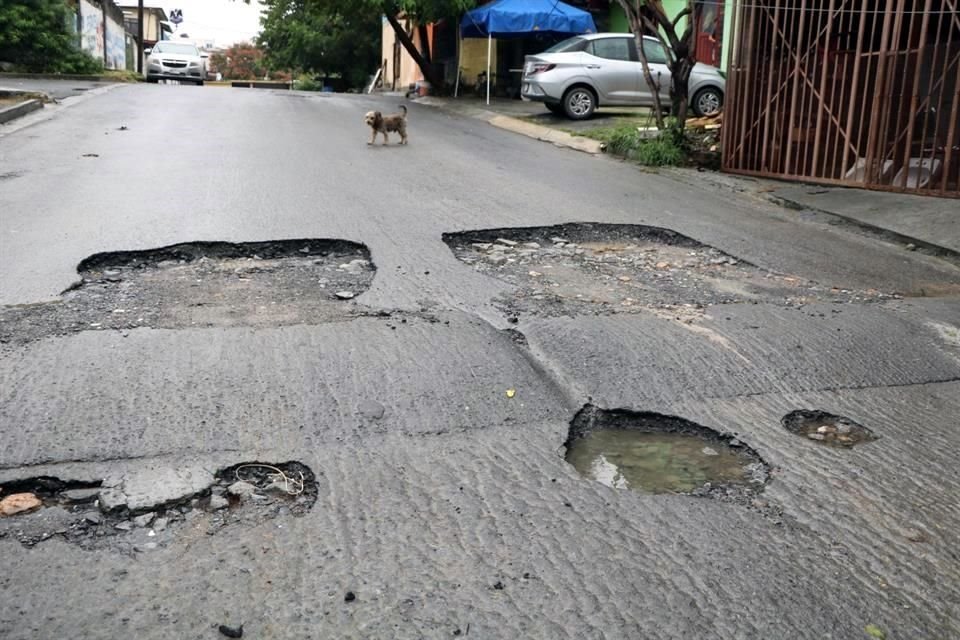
<box><xmin>487</xmin><ymin>115</ymin><xmax>604</xmax><ymax>154</ymax></box>
<box><xmin>412</xmin><ymin>97</ymin><xmax>603</xmax><ymax>155</ymax></box>
<box><xmin>0</xmin><ymin>99</ymin><xmax>43</xmax><ymax>125</ymax></box>
<box><xmin>0</xmin><ymin>72</ymin><xmax>133</xmax><ymax>83</ymax></box>
<box><xmin>767</xmin><ymin>192</ymin><xmax>960</xmax><ymax>264</ymax></box>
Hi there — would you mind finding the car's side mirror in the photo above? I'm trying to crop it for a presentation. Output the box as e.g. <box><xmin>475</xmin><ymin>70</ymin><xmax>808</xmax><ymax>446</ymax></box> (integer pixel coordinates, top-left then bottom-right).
<box><xmin>144</xmin><ymin>48</ymin><xmax>152</xmax><ymax>54</ymax></box>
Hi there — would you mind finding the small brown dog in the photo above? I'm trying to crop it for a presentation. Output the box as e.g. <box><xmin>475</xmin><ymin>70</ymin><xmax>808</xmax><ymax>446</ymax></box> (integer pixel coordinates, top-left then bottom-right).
<box><xmin>364</xmin><ymin>105</ymin><xmax>408</xmax><ymax>145</ymax></box>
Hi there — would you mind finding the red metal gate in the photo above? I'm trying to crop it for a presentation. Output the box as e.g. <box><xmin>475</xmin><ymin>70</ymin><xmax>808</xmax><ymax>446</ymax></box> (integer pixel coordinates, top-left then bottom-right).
<box><xmin>722</xmin><ymin>0</ymin><xmax>960</xmax><ymax>197</ymax></box>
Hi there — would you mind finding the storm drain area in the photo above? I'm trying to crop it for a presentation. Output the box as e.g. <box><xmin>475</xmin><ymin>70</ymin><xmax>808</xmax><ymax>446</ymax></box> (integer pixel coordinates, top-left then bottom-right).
<box><xmin>0</xmin><ymin>240</ymin><xmax>376</xmax><ymax>345</ymax></box>
<box><xmin>564</xmin><ymin>405</ymin><xmax>770</xmax><ymax>506</ymax></box>
<box><xmin>444</xmin><ymin>224</ymin><xmax>897</xmax><ymax>319</ymax></box>
<box><xmin>782</xmin><ymin>410</ymin><xmax>877</xmax><ymax>448</ymax></box>
<box><xmin>0</xmin><ymin>461</ymin><xmax>318</xmax><ymax>552</ymax></box>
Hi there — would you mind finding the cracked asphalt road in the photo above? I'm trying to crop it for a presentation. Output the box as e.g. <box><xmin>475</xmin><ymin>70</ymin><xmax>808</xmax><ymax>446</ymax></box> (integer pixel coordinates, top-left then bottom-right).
<box><xmin>1</xmin><ymin>83</ymin><xmax>959</xmax><ymax>639</ymax></box>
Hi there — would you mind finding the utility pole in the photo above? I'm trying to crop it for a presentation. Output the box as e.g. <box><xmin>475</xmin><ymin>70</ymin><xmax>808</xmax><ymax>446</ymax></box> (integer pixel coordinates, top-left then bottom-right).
<box><xmin>137</xmin><ymin>0</ymin><xmax>144</xmax><ymax>73</ymax></box>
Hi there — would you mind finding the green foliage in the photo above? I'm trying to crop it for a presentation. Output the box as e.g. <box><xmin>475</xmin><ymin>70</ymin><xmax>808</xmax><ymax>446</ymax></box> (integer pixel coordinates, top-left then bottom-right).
<box><xmin>249</xmin><ymin>0</ymin><xmax>477</xmax><ymax>90</ymax></box>
<box><xmin>0</xmin><ymin>0</ymin><xmax>104</xmax><ymax>74</ymax></box>
<box><xmin>293</xmin><ymin>74</ymin><xmax>323</xmax><ymax>91</ymax></box>
<box><xmin>582</xmin><ymin>121</ymin><xmax>688</xmax><ymax>167</ymax></box>
<box><xmin>633</xmin><ymin>136</ymin><xmax>685</xmax><ymax>166</ymax></box>
<box><xmin>257</xmin><ymin>0</ymin><xmax>381</xmax><ymax>89</ymax></box>
<box><xmin>386</xmin><ymin>0</ymin><xmax>477</xmax><ymax>22</ymax></box>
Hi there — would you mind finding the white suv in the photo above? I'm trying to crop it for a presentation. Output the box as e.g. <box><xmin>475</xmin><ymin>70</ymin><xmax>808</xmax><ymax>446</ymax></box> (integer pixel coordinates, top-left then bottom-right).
<box><xmin>145</xmin><ymin>42</ymin><xmax>206</xmax><ymax>85</ymax></box>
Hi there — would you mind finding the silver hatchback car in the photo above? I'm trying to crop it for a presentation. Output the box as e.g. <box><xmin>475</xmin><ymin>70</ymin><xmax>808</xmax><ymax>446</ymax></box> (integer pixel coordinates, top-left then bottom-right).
<box><xmin>522</xmin><ymin>33</ymin><xmax>725</xmax><ymax>120</ymax></box>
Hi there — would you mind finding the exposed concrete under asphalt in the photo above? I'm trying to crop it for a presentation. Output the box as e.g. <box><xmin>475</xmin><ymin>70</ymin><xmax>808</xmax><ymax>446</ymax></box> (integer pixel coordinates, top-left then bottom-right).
<box><xmin>1</xmin><ymin>83</ymin><xmax>959</xmax><ymax>639</ymax></box>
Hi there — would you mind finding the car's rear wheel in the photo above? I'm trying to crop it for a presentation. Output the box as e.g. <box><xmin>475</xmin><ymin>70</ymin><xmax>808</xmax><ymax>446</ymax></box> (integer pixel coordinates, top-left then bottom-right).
<box><xmin>562</xmin><ymin>86</ymin><xmax>596</xmax><ymax>120</ymax></box>
<box><xmin>692</xmin><ymin>87</ymin><xmax>723</xmax><ymax>117</ymax></box>
<box><xmin>195</xmin><ymin>80</ymin><xmax>205</xmax><ymax>86</ymax></box>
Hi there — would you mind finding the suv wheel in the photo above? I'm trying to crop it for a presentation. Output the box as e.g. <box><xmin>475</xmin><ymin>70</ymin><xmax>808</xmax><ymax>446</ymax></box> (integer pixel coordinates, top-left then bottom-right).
<box><xmin>562</xmin><ymin>86</ymin><xmax>596</xmax><ymax>120</ymax></box>
<box><xmin>692</xmin><ymin>87</ymin><xmax>723</xmax><ymax>117</ymax></box>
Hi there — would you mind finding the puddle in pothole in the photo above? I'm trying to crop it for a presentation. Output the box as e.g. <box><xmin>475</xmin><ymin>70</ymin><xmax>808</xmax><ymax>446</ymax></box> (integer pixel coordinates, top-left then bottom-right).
<box><xmin>0</xmin><ymin>239</ymin><xmax>378</xmax><ymax>345</ymax></box>
<box><xmin>782</xmin><ymin>410</ymin><xmax>876</xmax><ymax>448</ymax></box>
<box><xmin>0</xmin><ymin>461</ymin><xmax>319</xmax><ymax>551</ymax></box>
<box><xmin>567</xmin><ymin>430</ymin><xmax>754</xmax><ymax>493</ymax></box>
<box><xmin>564</xmin><ymin>406</ymin><xmax>768</xmax><ymax>499</ymax></box>
<box><xmin>443</xmin><ymin>223</ymin><xmax>898</xmax><ymax>319</ymax></box>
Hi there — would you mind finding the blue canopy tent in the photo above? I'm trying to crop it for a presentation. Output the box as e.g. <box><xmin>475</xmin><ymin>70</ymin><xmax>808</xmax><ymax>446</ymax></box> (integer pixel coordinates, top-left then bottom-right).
<box><xmin>459</xmin><ymin>0</ymin><xmax>597</xmax><ymax>104</ymax></box>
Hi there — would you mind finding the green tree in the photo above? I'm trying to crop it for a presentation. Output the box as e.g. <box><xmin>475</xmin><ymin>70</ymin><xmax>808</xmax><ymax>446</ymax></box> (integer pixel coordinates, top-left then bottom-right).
<box><xmin>244</xmin><ymin>0</ymin><xmax>475</xmax><ymax>90</ymax></box>
<box><xmin>257</xmin><ymin>0</ymin><xmax>380</xmax><ymax>89</ymax></box>
<box><xmin>0</xmin><ymin>0</ymin><xmax>104</xmax><ymax>73</ymax></box>
<box><xmin>615</xmin><ymin>0</ymin><xmax>696</xmax><ymax>129</ymax></box>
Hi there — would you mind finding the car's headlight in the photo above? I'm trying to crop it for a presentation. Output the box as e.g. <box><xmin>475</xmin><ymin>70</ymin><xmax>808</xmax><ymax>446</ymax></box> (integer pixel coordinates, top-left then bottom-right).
<box><xmin>189</xmin><ymin>61</ymin><xmax>201</xmax><ymax>67</ymax></box>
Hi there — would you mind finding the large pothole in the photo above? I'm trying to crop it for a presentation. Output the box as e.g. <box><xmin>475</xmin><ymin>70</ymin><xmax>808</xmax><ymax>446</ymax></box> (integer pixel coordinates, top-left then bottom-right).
<box><xmin>782</xmin><ymin>410</ymin><xmax>877</xmax><ymax>448</ymax></box>
<box><xmin>0</xmin><ymin>239</ymin><xmax>376</xmax><ymax>345</ymax></box>
<box><xmin>564</xmin><ymin>406</ymin><xmax>769</xmax><ymax>501</ymax></box>
<box><xmin>0</xmin><ymin>461</ymin><xmax>319</xmax><ymax>551</ymax></box>
<box><xmin>444</xmin><ymin>223</ymin><xmax>896</xmax><ymax>319</ymax></box>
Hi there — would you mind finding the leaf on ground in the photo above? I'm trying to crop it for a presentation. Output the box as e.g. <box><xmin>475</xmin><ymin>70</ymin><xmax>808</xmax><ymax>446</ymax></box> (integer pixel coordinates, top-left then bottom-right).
<box><xmin>864</xmin><ymin>624</ymin><xmax>886</xmax><ymax>639</ymax></box>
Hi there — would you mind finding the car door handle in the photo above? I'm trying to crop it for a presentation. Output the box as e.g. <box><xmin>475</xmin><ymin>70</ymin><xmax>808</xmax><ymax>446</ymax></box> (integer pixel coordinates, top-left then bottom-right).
<box><xmin>585</xmin><ymin>64</ymin><xmax>601</xmax><ymax>69</ymax></box>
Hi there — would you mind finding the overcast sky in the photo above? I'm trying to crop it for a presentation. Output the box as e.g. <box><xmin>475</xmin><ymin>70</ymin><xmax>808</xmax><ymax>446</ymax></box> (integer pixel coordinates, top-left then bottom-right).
<box><xmin>159</xmin><ymin>0</ymin><xmax>265</xmax><ymax>47</ymax></box>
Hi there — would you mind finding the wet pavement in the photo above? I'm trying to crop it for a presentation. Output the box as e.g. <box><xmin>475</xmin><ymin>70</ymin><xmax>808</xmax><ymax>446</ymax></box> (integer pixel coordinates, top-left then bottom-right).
<box><xmin>1</xmin><ymin>81</ymin><xmax>959</xmax><ymax>639</ymax></box>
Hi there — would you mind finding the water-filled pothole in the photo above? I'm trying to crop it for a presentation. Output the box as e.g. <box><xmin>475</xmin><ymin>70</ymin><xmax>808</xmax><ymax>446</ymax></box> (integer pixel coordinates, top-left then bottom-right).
<box><xmin>564</xmin><ymin>406</ymin><xmax>768</xmax><ymax>499</ymax></box>
<box><xmin>443</xmin><ymin>223</ymin><xmax>896</xmax><ymax>319</ymax></box>
<box><xmin>782</xmin><ymin>410</ymin><xmax>876</xmax><ymax>448</ymax></box>
<box><xmin>0</xmin><ymin>461</ymin><xmax>319</xmax><ymax>550</ymax></box>
<box><xmin>0</xmin><ymin>239</ymin><xmax>376</xmax><ymax>345</ymax></box>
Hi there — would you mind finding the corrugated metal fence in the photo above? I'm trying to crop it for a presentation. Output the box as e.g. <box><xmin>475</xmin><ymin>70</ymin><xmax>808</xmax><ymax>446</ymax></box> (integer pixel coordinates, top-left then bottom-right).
<box><xmin>722</xmin><ymin>0</ymin><xmax>960</xmax><ymax>197</ymax></box>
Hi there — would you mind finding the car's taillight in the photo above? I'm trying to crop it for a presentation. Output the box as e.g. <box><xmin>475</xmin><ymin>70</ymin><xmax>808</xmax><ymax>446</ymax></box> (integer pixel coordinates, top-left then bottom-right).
<box><xmin>528</xmin><ymin>63</ymin><xmax>555</xmax><ymax>75</ymax></box>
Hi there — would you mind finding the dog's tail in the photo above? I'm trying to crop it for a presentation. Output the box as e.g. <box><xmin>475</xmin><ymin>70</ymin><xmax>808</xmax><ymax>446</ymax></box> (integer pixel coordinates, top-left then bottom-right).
<box><xmin>399</xmin><ymin>105</ymin><xmax>408</xmax><ymax>116</ymax></box>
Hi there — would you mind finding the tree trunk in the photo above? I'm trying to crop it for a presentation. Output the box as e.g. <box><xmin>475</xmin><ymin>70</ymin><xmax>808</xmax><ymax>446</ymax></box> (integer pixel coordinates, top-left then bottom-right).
<box><xmin>385</xmin><ymin>13</ymin><xmax>443</xmax><ymax>90</ymax></box>
<box><xmin>616</xmin><ymin>0</ymin><xmax>665</xmax><ymax>129</ymax></box>
<box><xmin>417</xmin><ymin>24</ymin><xmax>432</xmax><ymax>65</ymax></box>
<box><xmin>671</xmin><ymin>56</ymin><xmax>694</xmax><ymax>128</ymax></box>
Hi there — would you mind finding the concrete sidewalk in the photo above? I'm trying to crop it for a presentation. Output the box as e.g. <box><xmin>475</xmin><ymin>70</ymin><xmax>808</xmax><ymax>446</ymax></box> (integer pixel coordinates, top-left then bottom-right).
<box><xmin>769</xmin><ymin>183</ymin><xmax>959</xmax><ymax>256</ymax></box>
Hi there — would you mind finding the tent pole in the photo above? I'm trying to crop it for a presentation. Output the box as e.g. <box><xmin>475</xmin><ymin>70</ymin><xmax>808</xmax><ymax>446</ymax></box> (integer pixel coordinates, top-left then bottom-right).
<box><xmin>486</xmin><ymin>32</ymin><xmax>492</xmax><ymax>105</ymax></box>
<box><xmin>454</xmin><ymin>31</ymin><xmax>461</xmax><ymax>98</ymax></box>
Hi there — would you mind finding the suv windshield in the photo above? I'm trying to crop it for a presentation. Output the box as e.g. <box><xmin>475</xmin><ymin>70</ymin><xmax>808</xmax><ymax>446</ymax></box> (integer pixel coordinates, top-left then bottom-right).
<box><xmin>544</xmin><ymin>37</ymin><xmax>587</xmax><ymax>53</ymax></box>
<box><xmin>154</xmin><ymin>43</ymin><xmax>199</xmax><ymax>55</ymax></box>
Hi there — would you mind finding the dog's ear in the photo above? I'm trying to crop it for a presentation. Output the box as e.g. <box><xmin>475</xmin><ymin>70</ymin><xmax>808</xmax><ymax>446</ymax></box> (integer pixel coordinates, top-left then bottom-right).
<box><xmin>374</xmin><ymin>111</ymin><xmax>382</xmax><ymax>118</ymax></box>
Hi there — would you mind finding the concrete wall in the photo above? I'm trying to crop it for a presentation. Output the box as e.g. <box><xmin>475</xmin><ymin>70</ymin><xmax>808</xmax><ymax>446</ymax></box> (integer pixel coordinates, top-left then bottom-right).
<box><xmin>79</xmin><ymin>0</ymin><xmax>105</xmax><ymax>61</ymax></box>
<box><xmin>105</xmin><ymin>13</ymin><xmax>126</xmax><ymax>70</ymax></box>
<box><xmin>77</xmin><ymin>0</ymin><xmax>126</xmax><ymax>69</ymax></box>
